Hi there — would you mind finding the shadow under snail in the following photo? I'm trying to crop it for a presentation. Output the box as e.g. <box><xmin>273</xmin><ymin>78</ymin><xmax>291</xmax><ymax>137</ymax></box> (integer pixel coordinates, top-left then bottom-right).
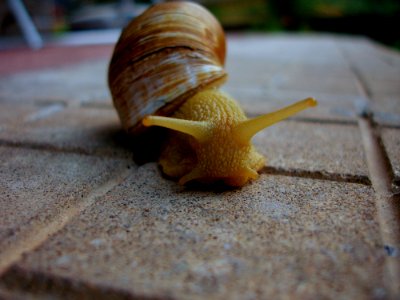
<box><xmin>108</xmin><ymin>1</ymin><xmax>317</xmax><ymax>187</ymax></box>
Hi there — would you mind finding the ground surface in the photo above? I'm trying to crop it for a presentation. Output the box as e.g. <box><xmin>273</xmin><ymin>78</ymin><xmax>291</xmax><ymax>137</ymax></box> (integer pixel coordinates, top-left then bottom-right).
<box><xmin>0</xmin><ymin>33</ymin><xmax>399</xmax><ymax>299</ymax></box>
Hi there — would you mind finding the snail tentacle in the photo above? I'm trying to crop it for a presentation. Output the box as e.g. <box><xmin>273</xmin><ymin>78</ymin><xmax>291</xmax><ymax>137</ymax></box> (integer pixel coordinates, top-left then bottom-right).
<box><xmin>233</xmin><ymin>97</ymin><xmax>317</xmax><ymax>145</ymax></box>
<box><xmin>143</xmin><ymin>115</ymin><xmax>212</xmax><ymax>143</ymax></box>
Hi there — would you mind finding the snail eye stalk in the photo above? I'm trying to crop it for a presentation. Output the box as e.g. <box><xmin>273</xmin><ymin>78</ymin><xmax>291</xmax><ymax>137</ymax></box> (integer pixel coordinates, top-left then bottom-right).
<box><xmin>233</xmin><ymin>98</ymin><xmax>317</xmax><ymax>145</ymax></box>
<box><xmin>143</xmin><ymin>115</ymin><xmax>211</xmax><ymax>143</ymax></box>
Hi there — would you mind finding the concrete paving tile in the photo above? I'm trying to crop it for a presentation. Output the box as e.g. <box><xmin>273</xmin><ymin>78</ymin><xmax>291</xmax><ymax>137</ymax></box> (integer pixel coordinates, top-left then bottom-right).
<box><xmin>0</xmin><ymin>146</ymin><xmax>132</xmax><ymax>259</ymax></box>
<box><xmin>339</xmin><ymin>38</ymin><xmax>400</xmax><ymax>80</ymax></box>
<box><xmin>224</xmin><ymin>57</ymin><xmax>281</xmax><ymax>87</ymax></box>
<box><xmin>228</xmin><ymin>34</ymin><xmax>349</xmax><ymax>67</ymax></box>
<box><xmin>371</xmin><ymin>95</ymin><xmax>400</xmax><ymax>126</ymax></box>
<box><xmin>0</xmin><ymin>35</ymin><xmax>381</xmax><ymax>127</ymax></box>
<box><xmin>0</xmin><ymin>45</ymin><xmax>113</xmax><ymax>77</ymax></box>
<box><xmin>226</xmin><ymin>63</ymin><xmax>359</xmax><ymax>95</ymax></box>
<box><xmin>270</xmin><ymin>66</ymin><xmax>357</xmax><ymax>95</ymax></box>
<box><xmin>0</xmin><ymin>60</ymin><xmax>110</xmax><ymax>106</ymax></box>
<box><xmin>0</xmin><ymin>34</ymin><xmax>359</xmax><ymax>108</ymax></box>
<box><xmin>381</xmin><ymin>128</ymin><xmax>400</xmax><ymax>180</ymax></box>
<box><xmin>223</xmin><ymin>86</ymin><xmax>362</xmax><ymax>121</ymax></box>
<box><xmin>0</xmin><ymin>103</ymin><xmax>44</xmax><ymax>131</ymax></box>
<box><xmin>0</xmin><ymin>164</ymin><xmax>385</xmax><ymax>299</ymax></box>
<box><xmin>226</xmin><ymin>38</ymin><xmax>359</xmax><ymax>95</ymax></box>
<box><xmin>364</xmin><ymin>78</ymin><xmax>400</xmax><ymax>97</ymax></box>
<box><xmin>253</xmin><ymin>121</ymin><xmax>369</xmax><ymax>178</ymax></box>
<box><xmin>339</xmin><ymin>38</ymin><xmax>400</xmax><ymax>97</ymax></box>
<box><xmin>268</xmin><ymin>69</ymin><xmax>358</xmax><ymax>95</ymax></box>
<box><xmin>0</xmin><ymin>107</ymin><xmax>131</xmax><ymax>158</ymax></box>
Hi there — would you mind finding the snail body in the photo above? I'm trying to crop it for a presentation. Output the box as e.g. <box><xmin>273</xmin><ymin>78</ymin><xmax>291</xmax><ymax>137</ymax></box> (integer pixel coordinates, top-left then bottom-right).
<box><xmin>108</xmin><ymin>2</ymin><xmax>317</xmax><ymax>187</ymax></box>
<box><xmin>143</xmin><ymin>90</ymin><xmax>316</xmax><ymax>186</ymax></box>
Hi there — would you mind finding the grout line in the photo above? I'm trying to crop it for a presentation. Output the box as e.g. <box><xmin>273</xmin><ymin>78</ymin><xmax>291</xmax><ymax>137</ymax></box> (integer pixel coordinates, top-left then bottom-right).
<box><xmin>339</xmin><ymin>40</ymin><xmax>400</xmax><ymax>298</ymax></box>
<box><xmin>0</xmin><ymin>265</ymin><xmax>169</xmax><ymax>300</ymax></box>
<box><xmin>0</xmin><ymin>139</ymin><xmax>132</xmax><ymax>160</ymax></box>
<box><xmin>0</xmin><ymin>168</ymin><xmax>131</xmax><ymax>276</ymax></box>
<box><xmin>245</xmin><ymin>112</ymin><xmax>359</xmax><ymax>126</ymax></box>
<box><xmin>286</xmin><ymin>117</ymin><xmax>358</xmax><ymax>126</ymax></box>
<box><xmin>358</xmin><ymin>118</ymin><xmax>395</xmax><ymax>194</ymax></box>
<box><xmin>80</xmin><ymin>102</ymin><xmax>114</xmax><ymax>109</ymax></box>
<box><xmin>0</xmin><ymin>139</ymin><xmax>91</xmax><ymax>156</ymax></box>
<box><xmin>261</xmin><ymin>166</ymin><xmax>371</xmax><ymax>185</ymax></box>
<box><xmin>379</xmin><ymin>124</ymin><xmax>400</xmax><ymax>130</ymax></box>
<box><xmin>358</xmin><ymin>116</ymin><xmax>400</xmax><ymax>298</ymax></box>
<box><xmin>0</xmin><ymin>138</ymin><xmax>371</xmax><ymax>186</ymax></box>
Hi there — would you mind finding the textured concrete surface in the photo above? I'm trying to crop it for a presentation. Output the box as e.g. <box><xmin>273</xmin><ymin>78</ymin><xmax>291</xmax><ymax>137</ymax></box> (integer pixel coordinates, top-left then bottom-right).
<box><xmin>372</xmin><ymin>95</ymin><xmax>400</xmax><ymax>126</ymax></box>
<box><xmin>0</xmin><ymin>167</ymin><xmax>385</xmax><ymax>299</ymax></box>
<box><xmin>0</xmin><ymin>146</ymin><xmax>131</xmax><ymax>253</ymax></box>
<box><xmin>0</xmin><ymin>103</ymin><xmax>41</xmax><ymax>130</ymax></box>
<box><xmin>0</xmin><ymin>45</ymin><xmax>113</xmax><ymax>76</ymax></box>
<box><xmin>382</xmin><ymin>128</ymin><xmax>400</xmax><ymax>180</ymax></box>
<box><xmin>0</xmin><ymin>107</ymin><xmax>131</xmax><ymax>158</ymax></box>
<box><xmin>339</xmin><ymin>38</ymin><xmax>400</xmax><ymax>97</ymax></box>
<box><xmin>225</xmin><ymin>86</ymin><xmax>362</xmax><ymax>122</ymax></box>
<box><xmin>0</xmin><ymin>61</ymin><xmax>111</xmax><ymax>106</ymax></box>
<box><xmin>253</xmin><ymin>121</ymin><xmax>368</xmax><ymax>179</ymax></box>
<box><xmin>0</xmin><ymin>34</ymin><xmax>399</xmax><ymax>299</ymax></box>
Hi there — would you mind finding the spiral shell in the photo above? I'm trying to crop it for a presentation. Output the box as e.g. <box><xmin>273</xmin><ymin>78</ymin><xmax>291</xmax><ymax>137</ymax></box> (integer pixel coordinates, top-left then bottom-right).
<box><xmin>108</xmin><ymin>1</ymin><xmax>227</xmax><ymax>134</ymax></box>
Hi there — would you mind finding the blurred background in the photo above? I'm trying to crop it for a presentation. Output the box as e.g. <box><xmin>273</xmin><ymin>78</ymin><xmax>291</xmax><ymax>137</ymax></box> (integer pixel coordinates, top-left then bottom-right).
<box><xmin>1</xmin><ymin>0</ymin><xmax>400</xmax><ymax>49</ymax></box>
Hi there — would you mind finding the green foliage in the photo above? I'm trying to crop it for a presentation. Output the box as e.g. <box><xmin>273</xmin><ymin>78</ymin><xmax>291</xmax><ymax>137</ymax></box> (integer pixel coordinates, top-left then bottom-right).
<box><xmin>294</xmin><ymin>0</ymin><xmax>400</xmax><ymax>17</ymax></box>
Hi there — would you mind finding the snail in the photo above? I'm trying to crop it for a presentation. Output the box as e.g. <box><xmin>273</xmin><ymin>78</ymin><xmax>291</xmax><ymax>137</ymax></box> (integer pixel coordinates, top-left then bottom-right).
<box><xmin>108</xmin><ymin>1</ymin><xmax>317</xmax><ymax>187</ymax></box>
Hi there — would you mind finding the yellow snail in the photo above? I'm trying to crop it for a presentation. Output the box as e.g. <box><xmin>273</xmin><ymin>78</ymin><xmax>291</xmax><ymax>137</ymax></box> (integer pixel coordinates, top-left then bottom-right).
<box><xmin>108</xmin><ymin>1</ymin><xmax>317</xmax><ymax>187</ymax></box>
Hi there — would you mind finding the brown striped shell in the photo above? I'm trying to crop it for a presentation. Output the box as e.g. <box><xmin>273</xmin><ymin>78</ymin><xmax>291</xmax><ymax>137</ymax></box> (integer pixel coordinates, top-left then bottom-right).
<box><xmin>108</xmin><ymin>1</ymin><xmax>227</xmax><ymax>134</ymax></box>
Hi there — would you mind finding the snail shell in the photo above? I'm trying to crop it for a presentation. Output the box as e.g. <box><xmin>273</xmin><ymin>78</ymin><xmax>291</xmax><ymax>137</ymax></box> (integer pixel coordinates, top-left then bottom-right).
<box><xmin>108</xmin><ymin>1</ymin><xmax>227</xmax><ymax>134</ymax></box>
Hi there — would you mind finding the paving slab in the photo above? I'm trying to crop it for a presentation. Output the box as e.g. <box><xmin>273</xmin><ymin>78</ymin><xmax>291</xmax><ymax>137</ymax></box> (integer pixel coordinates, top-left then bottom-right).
<box><xmin>371</xmin><ymin>95</ymin><xmax>400</xmax><ymax>126</ymax></box>
<box><xmin>381</xmin><ymin>128</ymin><xmax>400</xmax><ymax>181</ymax></box>
<box><xmin>338</xmin><ymin>38</ymin><xmax>400</xmax><ymax>97</ymax></box>
<box><xmin>0</xmin><ymin>103</ymin><xmax>45</xmax><ymax>131</ymax></box>
<box><xmin>0</xmin><ymin>60</ymin><xmax>111</xmax><ymax>106</ymax></box>
<box><xmin>0</xmin><ymin>35</ymin><xmax>363</xmax><ymax>112</ymax></box>
<box><xmin>225</xmin><ymin>36</ymin><xmax>358</xmax><ymax>94</ymax></box>
<box><xmin>0</xmin><ymin>164</ymin><xmax>385</xmax><ymax>299</ymax></box>
<box><xmin>0</xmin><ymin>107</ymin><xmax>131</xmax><ymax>158</ymax></box>
<box><xmin>0</xmin><ymin>146</ymin><xmax>132</xmax><ymax>269</ymax></box>
<box><xmin>253</xmin><ymin>121</ymin><xmax>369</xmax><ymax>179</ymax></box>
<box><xmin>224</xmin><ymin>35</ymin><xmax>364</xmax><ymax>123</ymax></box>
<box><xmin>228</xmin><ymin>34</ymin><xmax>349</xmax><ymax>67</ymax></box>
<box><xmin>0</xmin><ymin>33</ymin><xmax>399</xmax><ymax>299</ymax></box>
<box><xmin>226</xmin><ymin>62</ymin><xmax>359</xmax><ymax>95</ymax></box>
<box><xmin>224</xmin><ymin>86</ymin><xmax>362</xmax><ymax>122</ymax></box>
<box><xmin>225</xmin><ymin>61</ymin><xmax>350</xmax><ymax>90</ymax></box>
<box><xmin>0</xmin><ymin>45</ymin><xmax>113</xmax><ymax>76</ymax></box>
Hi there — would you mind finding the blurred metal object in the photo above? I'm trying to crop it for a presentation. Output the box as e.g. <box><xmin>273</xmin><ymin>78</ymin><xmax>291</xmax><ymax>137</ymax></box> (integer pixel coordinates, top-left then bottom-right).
<box><xmin>7</xmin><ymin>0</ymin><xmax>43</xmax><ymax>49</ymax></box>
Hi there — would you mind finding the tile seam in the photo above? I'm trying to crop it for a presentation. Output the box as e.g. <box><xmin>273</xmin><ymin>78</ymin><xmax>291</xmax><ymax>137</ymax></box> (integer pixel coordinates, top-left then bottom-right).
<box><xmin>337</xmin><ymin>38</ymin><xmax>400</xmax><ymax>298</ymax></box>
<box><xmin>0</xmin><ymin>139</ymin><xmax>131</xmax><ymax>160</ymax></box>
<box><xmin>338</xmin><ymin>39</ymin><xmax>400</xmax><ymax>298</ymax></box>
<box><xmin>0</xmin><ymin>265</ymin><xmax>170</xmax><ymax>300</ymax></box>
<box><xmin>245</xmin><ymin>114</ymin><xmax>359</xmax><ymax>126</ymax></box>
<box><xmin>0</xmin><ymin>168</ymin><xmax>132</xmax><ymax>276</ymax></box>
<box><xmin>358</xmin><ymin>116</ymin><xmax>400</xmax><ymax>298</ymax></box>
<box><xmin>0</xmin><ymin>139</ymin><xmax>371</xmax><ymax>186</ymax></box>
<box><xmin>261</xmin><ymin>166</ymin><xmax>371</xmax><ymax>186</ymax></box>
